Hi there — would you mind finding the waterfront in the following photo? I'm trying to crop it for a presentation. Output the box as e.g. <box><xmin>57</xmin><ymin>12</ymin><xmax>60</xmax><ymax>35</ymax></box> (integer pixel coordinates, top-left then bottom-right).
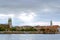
<box><xmin>0</xmin><ymin>34</ymin><xmax>60</xmax><ymax>40</ymax></box>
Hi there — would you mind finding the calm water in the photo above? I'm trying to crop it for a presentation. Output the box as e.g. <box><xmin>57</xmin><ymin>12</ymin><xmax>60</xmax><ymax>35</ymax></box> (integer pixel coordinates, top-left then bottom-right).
<box><xmin>0</xmin><ymin>34</ymin><xmax>60</xmax><ymax>40</ymax></box>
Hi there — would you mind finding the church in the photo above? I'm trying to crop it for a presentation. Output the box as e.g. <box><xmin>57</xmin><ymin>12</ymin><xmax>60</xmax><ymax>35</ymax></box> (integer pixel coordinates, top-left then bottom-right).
<box><xmin>0</xmin><ymin>18</ymin><xmax>12</xmax><ymax>31</ymax></box>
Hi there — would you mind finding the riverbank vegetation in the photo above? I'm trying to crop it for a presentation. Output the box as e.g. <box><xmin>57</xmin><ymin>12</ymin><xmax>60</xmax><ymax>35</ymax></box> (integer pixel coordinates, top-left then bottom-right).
<box><xmin>0</xmin><ymin>24</ymin><xmax>59</xmax><ymax>34</ymax></box>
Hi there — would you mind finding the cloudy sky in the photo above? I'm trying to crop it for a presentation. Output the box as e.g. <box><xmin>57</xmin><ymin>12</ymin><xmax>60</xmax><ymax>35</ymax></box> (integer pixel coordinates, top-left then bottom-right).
<box><xmin>0</xmin><ymin>0</ymin><xmax>60</xmax><ymax>26</ymax></box>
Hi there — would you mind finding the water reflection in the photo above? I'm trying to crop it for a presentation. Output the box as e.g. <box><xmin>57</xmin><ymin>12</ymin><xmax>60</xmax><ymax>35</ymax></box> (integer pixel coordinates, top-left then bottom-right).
<box><xmin>0</xmin><ymin>34</ymin><xmax>60</xmax><ymax>40</ymax></box>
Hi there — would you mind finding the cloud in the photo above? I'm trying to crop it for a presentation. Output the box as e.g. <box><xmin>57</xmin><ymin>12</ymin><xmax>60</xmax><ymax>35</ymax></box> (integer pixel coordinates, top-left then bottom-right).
<box><xmin>0</xmin><ymin>0</ymin><xmax>59</xmax><ymax>15</ymax></box>
<box><xmin>0</xmin><ymin>14</ymin><xmax>15</xmax><ymax>19</ymax></box>
<box><xmin>21</xmin><ymin>22</ymin><xmax>50</xmax><ymax>26</ymax></box>
<box><xmin>0</xmin><ymin>0</ymin><xmax>60</xmax><ymax>26</ymax></box>
<box><xmin>0</xmin><ymin>13</ymin><xmax>60</xmax><ymax>26</ymax></box>
<box><xmin>17</xmin><ymin>12</ymin><xmax>36</xmax><ymax>23</ymax></box>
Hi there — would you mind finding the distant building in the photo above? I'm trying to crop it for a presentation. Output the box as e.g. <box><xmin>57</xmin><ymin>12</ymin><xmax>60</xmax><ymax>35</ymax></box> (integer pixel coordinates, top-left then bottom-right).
<box><xmin>50</xmin><ymin>20</ymin><xmax>52</xmax><ymax>26</ymax></box>
<box><xmin>0</xmin><ymin>18</ymin><xmax>12</xmax><ymax>31</ymax></box>
<box><xmin>8</xmin><ymin>18</ymin><xmax>12</xmax><ymax>28</ymax></box>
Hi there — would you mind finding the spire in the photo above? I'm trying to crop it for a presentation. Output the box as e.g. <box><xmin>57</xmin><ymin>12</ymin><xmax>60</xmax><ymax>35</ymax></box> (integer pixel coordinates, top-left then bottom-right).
<box><xmin>50</xmin><ymin>20</ymin><xmax>52</xmax><ymax>26</ymax></box>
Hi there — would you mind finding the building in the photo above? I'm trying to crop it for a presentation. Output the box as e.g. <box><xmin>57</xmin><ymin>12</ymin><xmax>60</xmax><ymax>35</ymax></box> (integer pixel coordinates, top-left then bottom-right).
<box><xmin>0</xmin><ymin>18</ymin><xmax>12</xmax><ymax>31</ymax></box>
<box><xmin>50</xmin><ymin>20</ymin><xmax>52</xmax><ymax>26</ymax></box>
<box><xmin>8</xmin><ymin>18</ymin><xmax>12</xmax><ymax>28</ymax></box>
<box><xmin>21</xmin><ymin>26</ymin><xmax>33</xmax><ymax>29</ymax></box>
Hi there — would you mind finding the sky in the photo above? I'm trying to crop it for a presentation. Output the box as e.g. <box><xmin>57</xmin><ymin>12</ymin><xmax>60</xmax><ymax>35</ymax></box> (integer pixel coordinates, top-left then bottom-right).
<box><xmin>0</xmin><ymin>0</ymin><xmax>60</xmax><ymax>26</ymax></box>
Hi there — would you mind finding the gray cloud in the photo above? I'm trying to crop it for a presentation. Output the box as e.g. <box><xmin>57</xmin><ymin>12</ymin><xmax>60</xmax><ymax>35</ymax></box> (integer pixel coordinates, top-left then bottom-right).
<box><xmin>0</xmin><ymin>0</ymin><xmax>59</xmax><ymax>14</ymax></box>
<box><xmin>0</xmin><ymin>0</ymin><xmax>60</xmax><ymax>26</ymax></box>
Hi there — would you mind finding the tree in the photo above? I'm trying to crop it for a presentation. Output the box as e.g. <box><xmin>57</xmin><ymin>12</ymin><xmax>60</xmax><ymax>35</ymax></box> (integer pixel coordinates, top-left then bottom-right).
<box><xmin>10</xmin><ymin>27</ymin><xmax>16</xmax><ymax>31</ymax></box>
<box><xmin>0</xmin><ymin>27</ymin><xmax>6</xmax><ymax>31</ymax></box>
<box><xmin>20</xmin><ymin>27</ymin><xmax>37</xmax><ymax>31</ymax></box>
<box><xmin>40</xmin><ymin>28</ymin><xmax>45</xmax><ymax>34</ymax></box>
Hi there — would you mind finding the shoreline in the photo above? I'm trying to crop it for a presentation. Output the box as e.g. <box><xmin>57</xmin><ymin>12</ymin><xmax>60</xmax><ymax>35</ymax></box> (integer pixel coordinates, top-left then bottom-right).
<box><xmin>0</xmin><ymin>31</ymin><xmax>59</xmax><ymax>34</ymax></box>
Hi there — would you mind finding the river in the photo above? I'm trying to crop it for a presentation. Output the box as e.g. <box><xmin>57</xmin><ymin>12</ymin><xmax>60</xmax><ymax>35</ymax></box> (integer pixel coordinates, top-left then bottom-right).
<box><xmin>0</xmin><ymin>34</ymin><xmax>60</xmax><ymax>40</ymax></box>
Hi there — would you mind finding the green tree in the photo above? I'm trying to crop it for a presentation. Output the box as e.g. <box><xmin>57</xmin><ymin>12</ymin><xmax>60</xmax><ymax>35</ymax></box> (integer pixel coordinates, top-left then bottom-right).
<box><xmin>0</xmin><ymin>27</ymin><xmax>6</xmax><ymax>31</ymax></box>
<box><xmin>20</xmin><ymin>27</ymin><xmax>37</xmax><ymax>31</ymax></box>
<box><xmin>10</xmin><ymin>27</ymin><xmax>16</xmax><ymax>31</ymax></box>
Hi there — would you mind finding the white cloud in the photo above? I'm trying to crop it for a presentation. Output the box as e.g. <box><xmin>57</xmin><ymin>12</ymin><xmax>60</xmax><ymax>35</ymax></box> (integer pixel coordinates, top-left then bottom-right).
<box><xmin>18</xmin><ymin>12</ymin><xmax>36</xmax><ymax>23</ymax></box>
<box><xmin>0</xmin><ymin>14</ymin><xmax>15</xmax><ymax>19</ymax></box>
<box><xmin>7</xmin><ymin>14</ymin><xmax>15</xmax><ymax>18</ymax></box>
<box><xmin>0</xmin><ymin>13</ymin><xmax>60</xmax><ymax>26</ymax></box>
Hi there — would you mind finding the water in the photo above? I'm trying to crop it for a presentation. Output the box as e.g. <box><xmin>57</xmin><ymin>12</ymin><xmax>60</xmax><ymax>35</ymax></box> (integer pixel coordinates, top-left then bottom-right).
<box><xmin>0</xmin><ymin>34</ymin><xmax>60</xmax><ymax>40</ymax></box>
